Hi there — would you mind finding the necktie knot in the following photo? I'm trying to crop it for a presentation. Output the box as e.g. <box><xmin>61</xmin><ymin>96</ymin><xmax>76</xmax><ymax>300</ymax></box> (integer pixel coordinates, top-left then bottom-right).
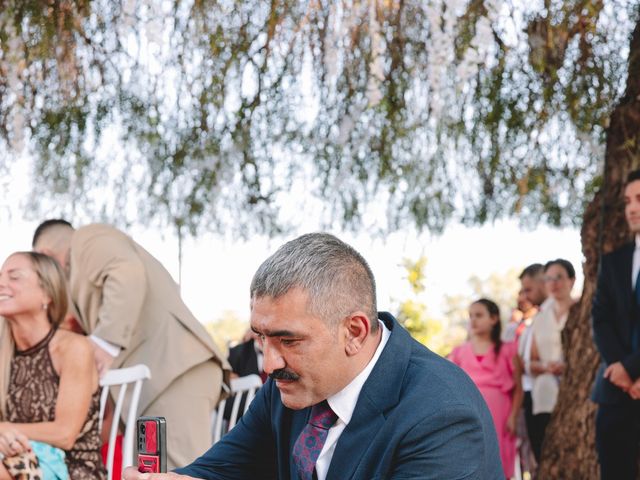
<box><xmin>309</xmin><ymin>401</ymin><xmax>338</xmax><ymax>430</ymax></box>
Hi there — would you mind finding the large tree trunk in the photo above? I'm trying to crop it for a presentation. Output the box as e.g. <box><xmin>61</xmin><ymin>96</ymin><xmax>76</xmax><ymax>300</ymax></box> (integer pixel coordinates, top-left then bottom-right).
<box><xmin>538</xmin><ymin>13</ymin><xmax>640</xmax><ymax>479</ymax></box>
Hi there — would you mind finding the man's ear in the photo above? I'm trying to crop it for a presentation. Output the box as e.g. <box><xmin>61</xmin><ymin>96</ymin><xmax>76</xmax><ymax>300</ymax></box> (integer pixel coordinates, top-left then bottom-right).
<box><xmin>343</xmin><ymin>312</ymin><xmax>372</xmax><ymax>357</ymax></box>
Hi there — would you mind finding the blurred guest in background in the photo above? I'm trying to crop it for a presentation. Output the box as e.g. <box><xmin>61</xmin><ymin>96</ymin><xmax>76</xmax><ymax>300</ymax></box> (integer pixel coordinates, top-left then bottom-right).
<box><xmin>0</xmin><ymin>251</ymin><xmax>106</xmax><ymax>479</ymax></box>
<box><xmin>450</xmin><ymin>298</ymin><xmax>523</xmax><ymax>479</ymax></box>
<box><xmin>508</xmin><ymin>286</ymin><xmax>540</xmax><ymax>476</ymax></box>
<box><xmin>516</xmin><ymin>263</ymin><xmax>551</xmax><ymax>465</ymax></box>
<box><xmin>32</xmin><ymin>219</ymin><xmax>231</xmax><ymax>469</ymax></box>
<box><xmin>228</xmin><ymin>330</ymin><xmax>265</xmax><ymax>382</ymax></box>
<box><xmin>528</xmin><ymin>259</ymin><xmax>576</xmax><ymax>461</ymax></box>
<box><xmin>592</xmin><ymin>169</ymin><xmax>640</xmax><ymax>480</ymax></box>
<box><xmin>504</xmin><ymin>287</ymin><xmax>538</xmax><ymax>342</ymax></box>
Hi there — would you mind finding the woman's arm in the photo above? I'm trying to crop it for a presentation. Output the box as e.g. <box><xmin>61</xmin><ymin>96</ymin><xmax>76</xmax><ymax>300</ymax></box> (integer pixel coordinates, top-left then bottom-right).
<box><xmin>0</xmin><ymin>334</ymin><xmax>98</xmax><ymax>450</ymax></box>
<box><xmin>507</xmin><ymin>352</ymin><xmax>524</xmax><ymax>434</ymax></box>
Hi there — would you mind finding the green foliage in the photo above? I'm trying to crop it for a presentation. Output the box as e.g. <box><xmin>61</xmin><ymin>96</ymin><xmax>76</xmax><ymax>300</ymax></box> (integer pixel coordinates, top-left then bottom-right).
<box><xmin>203</xmin><ymin>310</ymin><xmax>249</xmax><ymax>355</ymax></box>
<box><xmin>0</xmin><ymin>1</ymin><xmax>637</xmax><ymax>235</ymax></box>
<box><xmin>443</xmin><ymin>267</ymin><xmax>521</xmax><ymax>326</ymax></box>
<box><xmin>396</xmin><ymin>256</ymin><xmax>466</xmax><ymax>356</ymax></box>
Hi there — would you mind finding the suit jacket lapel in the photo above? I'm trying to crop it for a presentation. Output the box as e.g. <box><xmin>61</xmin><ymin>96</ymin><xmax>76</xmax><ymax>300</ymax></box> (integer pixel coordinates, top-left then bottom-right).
<box><xmin>326</xmin><ymin>395</ymin><xmax>385</xmax><ymax>480</ymax></box>
<box><xmin>326</xmin><ymin>313</ymin><xmax>411</xmax><ymax>480</ymax></box>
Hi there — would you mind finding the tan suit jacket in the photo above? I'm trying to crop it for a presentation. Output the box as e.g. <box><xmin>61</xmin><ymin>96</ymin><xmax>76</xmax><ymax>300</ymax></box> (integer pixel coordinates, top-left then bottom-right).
<box><xmin>68</xmin><ymin>224</ymin><xmax>230</xmax><ymax>413</ymax></box>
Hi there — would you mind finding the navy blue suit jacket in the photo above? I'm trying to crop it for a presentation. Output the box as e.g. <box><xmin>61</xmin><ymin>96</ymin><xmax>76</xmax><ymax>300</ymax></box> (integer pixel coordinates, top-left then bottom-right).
<box><xmin>592</xmin><ymin>242</ymin><xmax>640</xmax><ymax>404</ymax></box>
<box><xmin>176</xmin><ymin>313</ymin><xmax>502</xmax><ymax>479</ymax></box>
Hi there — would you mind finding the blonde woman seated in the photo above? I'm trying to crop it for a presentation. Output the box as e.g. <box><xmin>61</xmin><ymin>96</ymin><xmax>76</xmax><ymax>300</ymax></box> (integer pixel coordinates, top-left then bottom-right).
<box><xmin>0</xmin><ymin>252</ymin><xmax>106</xmax><ymax>479</ymax></box>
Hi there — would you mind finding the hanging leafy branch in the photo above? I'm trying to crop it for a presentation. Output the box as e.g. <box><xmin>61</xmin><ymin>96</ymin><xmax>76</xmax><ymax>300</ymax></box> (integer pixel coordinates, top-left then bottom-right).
<box><xmin>0</xmin><ymin>0</ymin><xmax>636</xmax><ymax>235</ymax></box>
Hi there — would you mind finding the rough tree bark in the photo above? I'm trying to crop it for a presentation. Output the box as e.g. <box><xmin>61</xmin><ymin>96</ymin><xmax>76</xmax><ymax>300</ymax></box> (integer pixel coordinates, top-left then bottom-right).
<box><xmin>538</xmin><ymin>12</ymin><xmax>640</xmax><ymax>479</ymax></box>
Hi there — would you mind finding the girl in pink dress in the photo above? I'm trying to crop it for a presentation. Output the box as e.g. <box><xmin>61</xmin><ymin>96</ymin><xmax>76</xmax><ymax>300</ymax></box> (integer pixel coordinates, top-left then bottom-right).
<box><xmin>450</xmin><ymin>298</ymin><xmax>523</xmax><ymax>479</ymax></box>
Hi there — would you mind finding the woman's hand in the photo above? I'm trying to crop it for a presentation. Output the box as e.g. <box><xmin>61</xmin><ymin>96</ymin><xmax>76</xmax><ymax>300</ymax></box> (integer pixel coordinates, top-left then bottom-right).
<box><xmin>547</xmin><ymin>360</ymin><xmax>565</xmax><ymax>375</ymax></box>
<box><xmin>0</xmin><ymin>429</ymin><xmax>30</xmax><ymax>458</ymax></box>
<box><xmin>529</xmin><ymin>360</ymin><xmax>548</xmax><ymax>376</ymax></box>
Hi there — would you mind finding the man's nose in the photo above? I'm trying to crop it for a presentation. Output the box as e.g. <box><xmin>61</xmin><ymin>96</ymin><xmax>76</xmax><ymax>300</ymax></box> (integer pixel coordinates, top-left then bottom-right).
<box><xmin>262</xmin><ymin>341</ymin><xmax>285</xmax><ymax>374</ymax></box>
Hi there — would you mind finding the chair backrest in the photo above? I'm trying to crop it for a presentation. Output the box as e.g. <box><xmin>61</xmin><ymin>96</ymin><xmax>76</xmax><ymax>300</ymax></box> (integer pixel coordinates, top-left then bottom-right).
<box><xmin>99</xmin><ymin>364</ymin><xmax>151</xmax><ymax>479</ymax></box>
<box><xmin>212</xmin><ymin>374</ymin><xmax>263</xmax><ymax>443</ymax></box>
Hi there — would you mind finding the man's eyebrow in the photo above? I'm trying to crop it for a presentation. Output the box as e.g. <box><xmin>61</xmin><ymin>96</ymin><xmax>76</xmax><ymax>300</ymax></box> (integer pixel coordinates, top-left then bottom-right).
<box><xmin>251</xmin><ymin>327</ymin><xmax>298</xmax><ymax>338</ymax></box>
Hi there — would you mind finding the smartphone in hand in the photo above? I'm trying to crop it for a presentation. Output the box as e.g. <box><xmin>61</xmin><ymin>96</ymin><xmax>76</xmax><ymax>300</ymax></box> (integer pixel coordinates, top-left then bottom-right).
<box><xmin>137</xmin><ymin>416</ymin><xmax>167</xmax><ymax>473</ymax></box>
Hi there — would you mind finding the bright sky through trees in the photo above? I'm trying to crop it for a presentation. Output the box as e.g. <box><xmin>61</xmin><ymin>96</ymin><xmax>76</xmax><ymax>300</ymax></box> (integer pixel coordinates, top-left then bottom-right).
<box><xmin>1</xmin><ymin>215</ymin><xmax>582</xmax><ymax>324</ymax></box>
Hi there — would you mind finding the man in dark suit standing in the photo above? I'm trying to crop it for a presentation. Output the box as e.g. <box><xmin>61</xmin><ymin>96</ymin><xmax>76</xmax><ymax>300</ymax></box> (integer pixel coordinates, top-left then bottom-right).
<box><xmin>228</xmin><ymin>333</ymin><xmax>264</xmax><ymax>380</ymax></box>
<box><xmin>593</xmin><ymin>169</ymin><xmax>640</xmax><ymax>480</ymax></box>
<box><xmin>224</xmin><ymin>332</ymin><xmax>265</xmax><ymax>422</ymax></box>
<box><xmin>125</xmin><ymin>233</ymin><xmax>503</xmax><ymax>480</ymax></box>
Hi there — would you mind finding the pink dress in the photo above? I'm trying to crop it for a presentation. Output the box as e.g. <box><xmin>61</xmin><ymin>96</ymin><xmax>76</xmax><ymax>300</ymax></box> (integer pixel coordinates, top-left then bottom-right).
<box><xmin>450</xmin><ymin>341</ymin><xmax>517</xmax><ymax>478</ymax></box>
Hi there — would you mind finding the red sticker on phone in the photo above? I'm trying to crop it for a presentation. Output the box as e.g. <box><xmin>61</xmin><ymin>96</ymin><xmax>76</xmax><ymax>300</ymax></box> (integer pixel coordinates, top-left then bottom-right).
<box><xmin>145</xmin><ymin>420</ymin><xmax>157</xmax><ymax>452</ymax></box>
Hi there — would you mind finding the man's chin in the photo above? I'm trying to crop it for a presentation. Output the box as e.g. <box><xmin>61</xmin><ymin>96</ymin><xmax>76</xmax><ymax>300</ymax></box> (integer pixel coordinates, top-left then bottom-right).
<box><xmin>277</xmin><ymin>386</ymin><xmax>310</xmax><ymax>410</ymax></box>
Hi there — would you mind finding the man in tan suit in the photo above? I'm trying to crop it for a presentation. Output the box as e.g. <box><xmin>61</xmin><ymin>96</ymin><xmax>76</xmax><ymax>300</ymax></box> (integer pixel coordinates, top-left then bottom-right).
<box><xmin>32</xmin><ymin>219</ymin><xmax>230</xmax><ymax>469</ymax></box>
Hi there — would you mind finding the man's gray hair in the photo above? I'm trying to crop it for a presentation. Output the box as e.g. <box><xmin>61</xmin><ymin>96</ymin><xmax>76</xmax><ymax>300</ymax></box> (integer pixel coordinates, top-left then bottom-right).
<box><xmin>250</xmin><ymin>233</ymin><xmax>378</xmax><ymax>330</ymax></box>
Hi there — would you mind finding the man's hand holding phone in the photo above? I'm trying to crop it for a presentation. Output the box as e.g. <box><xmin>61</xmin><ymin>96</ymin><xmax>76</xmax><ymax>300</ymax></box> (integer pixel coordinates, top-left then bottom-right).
<box><xmin>128</xmin><ymin>416</ymin><xmax>202</xmax><ymax>479</ymax></box>
<box><xmin>137</xmin><ymin>416</ymin><xmax>167</xmax><ymax>474</ymax></box>
<box><xmin>122</xmin><ymin>467</ymin><xmax>197</xmax><ymax>479</ymax></box>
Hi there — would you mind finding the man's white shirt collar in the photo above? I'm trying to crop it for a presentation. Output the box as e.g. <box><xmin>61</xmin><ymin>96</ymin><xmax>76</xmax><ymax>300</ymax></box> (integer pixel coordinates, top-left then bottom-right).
<box><xmin>327</xmin><ymin>320</ymin><xmax>391</xmax><ymax>427</ymax></box>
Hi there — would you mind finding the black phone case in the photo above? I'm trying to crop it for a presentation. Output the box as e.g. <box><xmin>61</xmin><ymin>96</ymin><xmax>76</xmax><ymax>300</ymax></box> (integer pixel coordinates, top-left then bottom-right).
<box><xmin>137</xmin><ymin>416</ymin><xmax>167</xmax><ymax>473</ymax></box>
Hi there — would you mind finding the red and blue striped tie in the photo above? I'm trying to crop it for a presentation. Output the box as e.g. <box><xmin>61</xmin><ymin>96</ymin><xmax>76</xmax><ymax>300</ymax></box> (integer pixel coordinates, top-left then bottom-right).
<box><xmin>292</xmin><ymin>400</ymin><xmax>338</xmax><ymax>480</ymax></box>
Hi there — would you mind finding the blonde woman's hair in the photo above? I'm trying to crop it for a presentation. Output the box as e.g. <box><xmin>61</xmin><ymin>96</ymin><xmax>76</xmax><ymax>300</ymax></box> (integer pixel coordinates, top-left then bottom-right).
<box><xmin>0</xmin><ymin>252</ymin><xmax>69</xmax><ymax>418</ymax></box>
<box><xmin>21</xmin><ymin>251</ymin><xmax>69</xmax><ymax>327</ymax></box>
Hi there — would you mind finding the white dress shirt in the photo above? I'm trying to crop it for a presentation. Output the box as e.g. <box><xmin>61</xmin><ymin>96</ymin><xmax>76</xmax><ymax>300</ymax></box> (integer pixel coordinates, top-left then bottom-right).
<box><xmin>90</xmin><ymin>334</ymin><xmax>121</xmax><ymax>357</ymax></box>
<box><xmin>518</xmin><ymin>321</ymin><xmax>534</xmax><ymax>392</ymax></box>
<box><xmin>522</xmin><ymin>296</ymin><xmax>553</xmax><ymax>380</ymax></box>
<box><xmin>531</xmin><ymin>297</ymin><xmax>567</xmax><ymax>414</ymax></box>
<box><xmin>632</xmin><ymin>234</ymin><xmax>640</xmax><ymax>289</ymax></box>
<box><xmin>314</xmin><ymin>320</ymin><xmax>391</xmax><ymax>480</ymax></box>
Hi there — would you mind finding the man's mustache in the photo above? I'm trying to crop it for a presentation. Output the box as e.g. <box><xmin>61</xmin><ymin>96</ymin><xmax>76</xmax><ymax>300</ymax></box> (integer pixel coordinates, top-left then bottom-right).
<box><xmin>270</xmin><ymin>369</ymin><xmax>300</xmax><ymax>381</ymax></box>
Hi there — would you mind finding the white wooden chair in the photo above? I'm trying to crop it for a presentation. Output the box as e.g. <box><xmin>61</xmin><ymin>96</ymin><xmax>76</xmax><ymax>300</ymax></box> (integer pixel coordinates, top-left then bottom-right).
<box><xmin>211</xmin><ymin>374</ymin><xmax>263</xmax><ymax>443</ymax></box>
<box><xmin>99</xmin><ymin>364</ymin><xmax>151</xmax><ymax>479</ymax></box>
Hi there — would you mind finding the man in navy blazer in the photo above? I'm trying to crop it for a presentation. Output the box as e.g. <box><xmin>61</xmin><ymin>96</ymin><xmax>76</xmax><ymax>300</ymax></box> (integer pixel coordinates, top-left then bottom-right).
<box><xmin>125</xmin><ymin>233</ymin><xmax>502</xmax><ymax>479</ymax></box>
<box><xmin>592</xmin><ymin>169</ymin><xmax>640</xmax><ymax>479</ymax></box>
